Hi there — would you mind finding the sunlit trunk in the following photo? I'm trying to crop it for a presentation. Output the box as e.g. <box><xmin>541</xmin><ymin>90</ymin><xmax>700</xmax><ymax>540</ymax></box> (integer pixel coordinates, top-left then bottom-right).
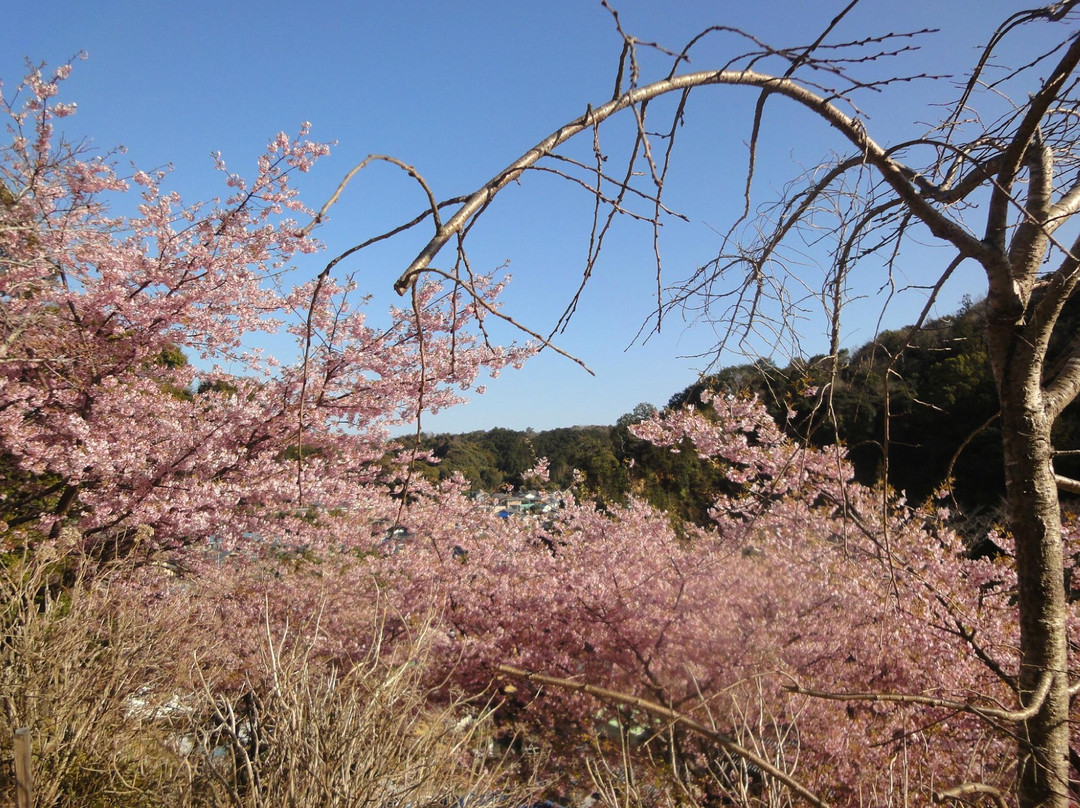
<box><xmin>993</xmin><ymin>322</ymin><xmax>1071</xmax><ymax>808</ymax></box>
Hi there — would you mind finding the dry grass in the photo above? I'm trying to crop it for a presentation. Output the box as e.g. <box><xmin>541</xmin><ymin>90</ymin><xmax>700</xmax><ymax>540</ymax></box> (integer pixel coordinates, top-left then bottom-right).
<box><xmin>0</xmin><ymin>536</ymin><xmax>535</xmax><ymax>807</ymax></box>
<box><xmin>183</xmin><ymin>607</ymin><xmax>532</xmax><ymax>807</ymax></box>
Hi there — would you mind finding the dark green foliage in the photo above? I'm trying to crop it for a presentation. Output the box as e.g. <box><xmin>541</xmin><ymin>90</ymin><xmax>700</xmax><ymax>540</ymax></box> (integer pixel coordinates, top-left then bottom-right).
<box><xmin>427</xmin><ymin>434</ymin><xmax>506</xmax><ymax>490</ymax></box>
<box><xmin>616</xmin><ymin>425</ymin><xmax>731</xmax><ymax>524</ymax></box>
<box><xmin>664</xmin><ymin>297</ymin><xmax>1061</xmax><ymax>511</ymax></box>
<box><xmin>405</xmin><ymin>296</ymin><xmax>1080</xmax><ymax>519</ymax></box>
<box><xmin>0</xmin><ymin>453</ymin><xmax>70</xmax><ymax>533</ymax></box>
<box><xmin>413</xmin><ymin>419</ymin><xmax>730</xmax><ymax>524</ymax></box>
<box><xmin>535</xmin><ymin>427</ymin><xmax>631</xmax><ymax>504</ymax></box>
<box><xmin>195</xmin><ymin>378</ymin><xmax>239</xmax><ymax>397</ymax></box>
<box><xmin>615</xmin><ymin>402</ymin><xmax>658</xmax><ymax>428</ymax></box>
<box><xmin>154</xmin><ymin>344</ymin><xmax>188</xmax><ymax>369</ymax></box>
<box><xmin>415</xmin><ymin>428</ymin><xmax>536</xmax><ymax>491</ymax></box>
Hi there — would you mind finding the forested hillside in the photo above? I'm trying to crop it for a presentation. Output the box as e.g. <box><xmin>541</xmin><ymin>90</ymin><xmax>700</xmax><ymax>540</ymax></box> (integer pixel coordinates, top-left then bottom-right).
<box><xmin>411</xmin><ymin>295</ymin><xmax>1080</xmax><ymax>521</ymax></box>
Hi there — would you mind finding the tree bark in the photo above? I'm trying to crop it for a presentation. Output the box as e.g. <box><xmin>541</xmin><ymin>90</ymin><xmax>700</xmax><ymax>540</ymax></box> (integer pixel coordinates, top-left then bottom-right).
<box><xmin>989</xmin><ymin>315</ymin><xmax>1072</xmax><ymax>808</ymax></box>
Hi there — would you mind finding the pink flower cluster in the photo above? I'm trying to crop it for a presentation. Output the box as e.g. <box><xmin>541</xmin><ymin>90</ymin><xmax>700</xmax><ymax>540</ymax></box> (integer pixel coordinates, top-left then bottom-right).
<box><xmin>0</xmin><ymin>63</ymin><xmax>532</xmax><ymax>552</ymax></box>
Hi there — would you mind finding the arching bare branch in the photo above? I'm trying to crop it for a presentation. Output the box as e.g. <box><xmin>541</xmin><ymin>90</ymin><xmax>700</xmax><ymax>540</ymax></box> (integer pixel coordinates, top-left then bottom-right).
<box><xmin>393</xmin><ymin>65</ymin><xmax>995</xmax><ymax>296</ymax></box>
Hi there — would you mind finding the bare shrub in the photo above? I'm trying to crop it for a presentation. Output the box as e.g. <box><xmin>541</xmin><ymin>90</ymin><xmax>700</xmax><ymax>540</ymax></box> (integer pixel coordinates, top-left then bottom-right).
<box><xmin>182</xmin><ymin>606</ymin><xmax>536</xmax><ymax>808</ymax></box>
<box><xmin>0</xmin><ymin>534</ymin><xmax>535</xmax><ymax>807</ymax></box>
<box><xmin>583</xmin><ymin>678</ymin><xmax>804</xmax><ymax>808</ymax></box>
<box><xmin>0</xmin><ymin>531</ymin><xmax>191</xmax><ymax>807</ymax></box>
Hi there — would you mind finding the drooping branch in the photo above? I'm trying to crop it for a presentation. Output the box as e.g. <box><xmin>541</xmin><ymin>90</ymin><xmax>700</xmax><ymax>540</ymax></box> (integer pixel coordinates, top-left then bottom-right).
<box><xmin>420</xmin><ymin>265</ymin><xmax>592</xmax><ymax>374</ymax></box>
<box><xmin>945</xmin><ymin>411</ymin><xmax>1002</xmax><ymax>510</ymax></box>
<box><xmin>785</xmin><ymin>668</ymin><xmax>1054</xmax><ymax>726</ymax></box>
<box><xmin>393</xmin><ymin>65</ymin><xmax>997</xmax><ymax>295</ymax></box>
<box><xmin>302</xmin><ymin>154</ymin><xmax>446</xmax><ymax>238</ymax></box>
<box><xmin>732</xmin><ymin>0</ymin><xmax>865</xmax><ymax>236</ymax></box>
<box><xmin>497</xmin><ymin>664</ymin><xmax>832</xmax><ymax>808</ymax></box>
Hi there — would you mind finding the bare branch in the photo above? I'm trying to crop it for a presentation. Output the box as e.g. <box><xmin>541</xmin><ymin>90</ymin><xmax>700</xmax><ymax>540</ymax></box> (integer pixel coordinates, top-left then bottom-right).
<box><xmin>941</xmin><ymin>0</ymin><xmax>1080</xmax><ymax>143</ymax></box>
<box><xmin>984</xmin><ymin>29</ymin><xmax>1080</xmax><ymax>252</ymax></box>
<box><xmin>295</xmin><ymin>264</ymin><xmax>331</xmax><ymax>506</ymax></box>
<box><xmin>1054</xmin><ymin>474</ymin><xmax>1080</xmax><ymax>495</ymax></box>
<box><xmin>496</xmin><ymin>664</ymin><xmax>832</xmax><ymax>808</ymax></box>
<box><xmin>320</xmin><ymin>194</ymin><xmax>470</xmax><ymax>278</ymax></box>
<box><xmin>1046</xmin><ymin>173</ymin><xmax>1080</xmax><ymax>228</ymax></box>
<box><xmin>421</xmin><ymin>266</ymin><xmax>593</xmax><ymax>374</ymax></box>
<box><xmin>303</xmin><ymin>154</ymin><xmax>445</xmax><ymax>238</ymax></box>
<box><xmin>531</xmin><ymin>156</ymin><xmax>687</xmax><ymax>221</ymax></box>
<box><xmin>786</xmin><ymin>668</ymin><xmax>1053</xmax><ymax>724</ymax></box>
<box><xmin>934</xmin><ymin>781</ymin><xmax>1010</xmax><ymax>808</ymax></box>
<box><xmin>945</xmin><ymin>411</ymin><xmax>1002</xmax><ymax>510</ymax></box>
<box><xmin>394</xmin><ymin>66</ymin><xmax>998</xmax><ymax>295</ymax></box>
<box><xmin>1038</xmin><ymin>232</ymin><xmax>1080</xmax><ymax>418</ymax></box>
<box><xmin>732</xmin><ymin>0</ymin><xmax>864</xmax><ymax>236</ymax></box>
<box><xmin>1008</xmin><ymin>130</ymin><xmax>1055</xmax><ymax>278</ymax></box>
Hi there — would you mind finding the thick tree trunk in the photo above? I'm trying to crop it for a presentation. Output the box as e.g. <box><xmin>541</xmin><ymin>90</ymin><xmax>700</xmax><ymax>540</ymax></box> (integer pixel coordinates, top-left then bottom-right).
<box><xmin>993</xmin><ymin>324</ymin><xmax>1072</xmax><ymax>808</ymax></box>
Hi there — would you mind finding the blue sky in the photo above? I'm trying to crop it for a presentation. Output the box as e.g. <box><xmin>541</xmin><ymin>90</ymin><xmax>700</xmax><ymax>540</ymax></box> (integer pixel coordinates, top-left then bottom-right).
<box><xmin>2</xmin><ymin>1</ymin><xmax>1036</xmax><ymax>432</ymax></box>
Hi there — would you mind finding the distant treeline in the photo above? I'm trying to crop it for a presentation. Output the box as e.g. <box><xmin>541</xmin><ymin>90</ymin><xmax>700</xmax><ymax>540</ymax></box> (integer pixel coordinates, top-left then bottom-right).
<box><xmin>406</xmin><ymin>295</ymin><xmax>1080</xmax><ymax>521</ymax></box>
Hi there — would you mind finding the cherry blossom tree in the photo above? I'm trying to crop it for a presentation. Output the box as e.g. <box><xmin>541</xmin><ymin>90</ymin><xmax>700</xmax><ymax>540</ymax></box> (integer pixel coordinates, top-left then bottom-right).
<box><xmin>5</xmin><ymin>7</ymin><xmax>1080</xmax><ymax>804</ymax></box>
<box><xmin>0</xmin><ymin>60</ymin><xmax>544</xmax><ymax>806</ymax></box>
<box><xmin>373</xmin><ymin>395</ymin><xmax>1076</xmax><ymax>805</ymax></box>
<box><xmin>0</xmin><ymin>62</ymin><xmax>531</xmax><ymax>558</ymax></box>
<box><xmin>355</xmin><ymin>3</ymin><xmax>1080</xmax><ymax>806</ymax></box>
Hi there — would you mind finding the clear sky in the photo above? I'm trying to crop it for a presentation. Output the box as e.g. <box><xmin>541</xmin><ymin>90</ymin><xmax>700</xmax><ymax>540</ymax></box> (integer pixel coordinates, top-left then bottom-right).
<box><xmin>2</xmin><ymin>1</ymin><xmax>1033</xmax><ymax>433</ymax></box>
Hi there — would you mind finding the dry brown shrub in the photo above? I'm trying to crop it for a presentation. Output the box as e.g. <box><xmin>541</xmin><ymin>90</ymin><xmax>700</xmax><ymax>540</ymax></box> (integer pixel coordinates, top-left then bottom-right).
<box><xmin>0</xmin><ymin>534</ymin><xmax>536</xmax><ymax>807</ymax></box>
